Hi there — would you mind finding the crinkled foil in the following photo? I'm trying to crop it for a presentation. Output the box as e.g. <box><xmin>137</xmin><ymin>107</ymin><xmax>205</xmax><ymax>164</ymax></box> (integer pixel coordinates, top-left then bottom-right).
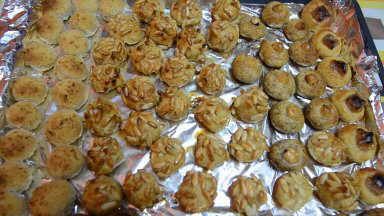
<box><xmin>1</xmin><ymin>0</ymin><xmax>384</xmax><ymax>215</ymax></box>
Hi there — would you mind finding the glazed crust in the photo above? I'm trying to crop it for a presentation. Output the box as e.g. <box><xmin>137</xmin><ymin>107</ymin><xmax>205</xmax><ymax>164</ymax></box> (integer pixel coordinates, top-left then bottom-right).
<box><xmin>353</xmin><ymin>168</ymin><xmax>384</xmax><ymax>205</ymax></box>
<box><xmin>6</xmin><ymin>101</ymin><xmax>42</xmax><ymax>130</ymax></box>
<box><xmin>58</xmin><ymin>30</ymin><xmax>90</xmax><ymax>56</ymax></box>
<box><xmin>0</xmin><ymin>191</ymin><xmax>26</xmax><ymax>216</ymax></box>
<box><xmin>176</xmin><ymin>27</ymin><xmax>206</xmax><ymax>61</ymax></box>
<box><xmin>270</xmin><ymin>101</ymin><xmax>304</xmax><ymax>134</ymax></box>
<box><xmin>106</xmin><ymin>14</ymin><xmax>145</xmax><ymax>45</ymax></box>
<box><xmin>0</xmin><ymin>161</ymin><xmax>32</xmax><ymax>192</ymax></box>
<box><xmin>155</xmin><ymin>87</ymin><xmax>191</xmax><ymax>121</ymax></box>
<box><xmin>269</xmin><ymin>139</ymin><xmax>308</xmax><ymax>171</ymax></box>
<box><xmin>211</xmin><ymin>0</ymin><xmax>240</xmax><ymax>22</ymax></box>
<box><xmin>194</xmin><ymin>133</ymin><xmax>229</xmax><ymax>170</ymax></box>
<box><xmin>11</xmin><ymin>76</ymin><xmax>48</xmax><ymax>105</ymax></box>
<box><xmin>207</xmin><ymin>21</ymin><xmax>239</xmax><ymax>54</ymax></box>
<box><xmin>0</xmin><ymin>129</ymin><xmax>38</xmax><ymax>161</ymax></box>
<box><xmin>239</xmin><ymin>14</ymin><xmax>266</xmax><ymax>40</ymax></box>
<box><xmin>52</xmin><ymin>79</ymin><xmax>89</xmax><ymax>110</ymax></box>
<box><xmin>54</xmin><ymin>55</ymin><xmax>89</xmax><ymax>81</ymax></box>
<box><xmin>92</xmin><ymin>37</ymin><xmax>128</xmax><ymax>66</ymax></box>
<box><xmin>129</xmin><ymin>40</ymin><xmax>164</xmax><ymax>75</ymax></box>
<box><xmin>160</xmin><ymin>54</ymin><xmax>195</xmax><ymax>87</ymax></box>
<box><xmin>311</xmin><ymin>29</ymin><xmax>342</xmax><ymax>58</ymax></box>
<box><xmin>21</xmin><ymin>40</ymin><xmax>57</xmax><ymax>71</ymax></box>
<box><xmin>289</xmin><ymin>40</ymin><xmax>319</xmax><ymax>66</ymax></box>
<box><xmin>263</xmin><ymin>70</ymin><xmax>295</xmax><ymax>100</ymax></box>
<box><xmin>259</xmin><ymin>40</ymin><xmax>289</xmax><ymax>68</ymax></box>
<box><xmin>295</xmin><ymin>70</ymin><xmax>326</xmax><ymax>98</ymax></box>
<box><xmin>301</xmin><ymin>0</ymin><xmax>335</xmax><ymax>31</ymax></box>
<box><xmin>46</xmin><ymin>145</ymin><xmax>85</xmax><ymax>179</ymax></box>
<box><xmin>133</xmin><ymin>0</ymin><xmax>164</xmax><ymax>23</ymax></box>
<box><xmin>305</xmin><ymin>98</ymin><xmax>339</xmax><ymax>130</ymax></box>
<box><xmin>197</xmin><ymin>64</ymin><xmax>226</xmax><ymax>95</ymax></box>
<box><xmin>148</xmin><ymin>14</ymin><xmax>178</xmax><ymax>48</ymax></box>
<box><xmin>283</xmin><ymin>19</ymin><xmax>308</xmax><ymax>41</ymax></box>
<box><xmin>194</xmin><ymin>97</ymin><xmax>230</xmax><ymax>133</ymax></box>
<box><xmin>231</xmin><ymin>54</ymin><xmax>262</xmax><ymax>84</ymax></box>
<box><xmin>90</xmin><ymin>64</ymin><xmax>124</xmax><ymax>93</ymax></box>
<box><xmin>317</xmin><ymin>57</ymin><xmax>352</xmax><ymax>88</ymax></box>
<box><xmin>331</xmin><ymin>89</ymin><xmax>365</xmax><ymax>122</ymax></box>
<box><xmin>232</xmin><ymin>87</ymin><xmax>269</xmax><ymax>123</ymax></box>
<box><xmin>171</xmin><ymin>0</ymin><xmax>202</xmax><ymax>26</ymax></box>
<box><xmin>261</xmin><ymin>1</ymin><xmax>290</xmax><ymax>28</ymax></box>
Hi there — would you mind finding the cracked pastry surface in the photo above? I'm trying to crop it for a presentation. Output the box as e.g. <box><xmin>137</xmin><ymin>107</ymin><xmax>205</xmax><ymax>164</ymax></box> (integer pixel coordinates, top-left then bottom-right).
<box><xmin>41</xmin><ymin>0</ymin><xmax>72</xmax><ymax>18</ymax></box>
<box><xmin>295</xmin><ymin>70</ymin><xmax>326</xmax><ymax>98</ymax></box>
<box><xmin>0</xmin><ymin>161</ymin><xmax>32</xmax><ymax>192</ymax></box>
<box><xmin>171</xmin><ymin>0</ymin><xmax>202</xmax><ymax>26</ymax></box>
<box><xmin>317</xmin><ymin>57</ymin><xmax>351</xmax><ymax>88</ymax></box>
<box><xmin>99</xmin><ymin>0</ymin><xmax>126</xmax><ymax>19</ymax></box>
<box><xmin>232</xmin><ymin>87</ymin><xmax>269</xmax><ymax>123</ymax></box>
<box><xmin>123</xmin><ymin>170</ymin><xmax>163</xmax><ymax>210</ymax></box>
<box><xmin>84</xmin><ymin>98</ymin><xmax>121</xmax><ymax>137</ymax></box>
<box><xmin>311</xmin><ymin>29</ymin><xmax>342</xmax><ymax>58</ymax></box>
<box><xmin>46</xmin><ymin>145</ymin><xmax>85</xmax><ymax>179</ymax></box>
<box><xmin>211</xmin><ymin>0</ymin><xmax>240</xmax><ymax>22</ymax></box>
<box><xmin>302</xmin><ymin>0</ymin><xmax>335</xmax><ymax>31</ymax></box>
<box><xmin>133</xmin><ymin>0</ymin><xmax>164</xmax><ymax>23</ymax></box>
<box><xmin>54</xmin><ymin>55</ymin><xmax>89</xmax><ymax>80</ymax></box>
<box><xmin>261</xmin><ymin>1</ymin><xmax>290</xmax><ymax>28</ymax></box>
<box><xmin>120</xmin><ymin>111</ymin><xmax>162</xmax><ymax>149</ymax></box>
<box><xmin>90</xmin><ymin>64</ymin><xmax>124</xmax><ymax>93</ymax></box>
<box><xmin>315</xmin><ymin>172</ymin><xmax>358</xmax><ymax>211</ymax></box>
<box><xmin>160</xmin><ymin>54</ymin><xmax>195</xmax><ymax>87</ymax></box>
<box><xmin>273</xmin><ymin>172</ymin><xmax>313</xmax><ymax>211</ymax></box>
<box><xmin>270</xmin><ymin>101</ymin><xmax>304</xmax><ymax>133</ymax></box>
<box><xmin>35</xmin><ymin>14</ymin><xmax>64</xmax><ymax>44</ymax></box>
<box><xmin>86</xmin><ymin>137</ymin><xmax>123</xmax><ymax>175</ymax></box>
<box><xmin>92</xmin><ymin>37</ymin><xmax>128</xmax><ymax>66</ymax></box>
<box><xmin>263</xmin><ymin>70</ymin><xmax>295</xmax><ymax>100</ymax></box>
<box><xmin>307</xmin><ymin>131</ymin><xmax>346</xmax><ymax>167</ymax></box>
<box><xmin>229</xmin><ymin>127</ymin><xmax>268</xmax><ymax>162</ymax></box>
<box><xmin>129</xmin><ymin>40</ymin><xmax>164</xmax><ymax>75</ymax></box>
<box><xmin>197</xmin><ymin>63</ymin><xmax>226</xmax><ymax>95</ymax></box>
<box><xmin>207</xmin><ymin>20</ymin><xmax>239</xmax><ymax>53</ymax></box>
<box><xmin>283</xmin><ymin>19</ymin><xmax>308</xmax><ymax>42</ymax></box>
<box><xmin>354</xmin><ymin>168</ymin><xmax>384</xmax><ymax>205</ymax></box>
<box><xmin>58</xmin><ymin>30</ymin><xmax>90</xmax><ymax>56</ymax></box>
<box><xmin>29</xmin><ymin>180</ymin><xmax>76</xmax><ymax>216</ymax></box>
<box><xmin>228</xmin><ymin>176</ymin><xmax>267</xmax><ymax>215</ymax></box>
<box><xmin>82</xmin><ymin>176</ymin><xmax>123</xmax><ymax>216</ymax></box>
<box><xmin>5</xmin><ymin>101</ymin><xmax>42</xmax><ymax>130</ymax></box>
<box><xmin>68</xmin><ymin>10</ymin><xmax>98</xmax><ymax>36</ymax></box>
<box><xmin>337</xmin><ymin>124</ymin><xmax>377</xmax><ymax>163</ymax></box>
<box><xmin>259</xmin><ymin>40</ymin><xmax>289</xmax><ymax>68</ymax></box>
<box><xmin>120</xmin><ymin>76</ymin><xmax>159</xmax><ymax>111</ymax></box>
<box><xmin>150</xmin><ymin>136</ymin><xmax>185</xmax><ymax>179</ymax></box>
<box><xmin>21</xmin><ymin>40</ymin><xmax>57</xmax><ymax>71</ymax></box>
<box><xmin>148</xmin><ymin>14</ymin><xmax>178</xmax><ymax>48</ymax></box>
<box><xmin>52</xmin><ymin>79</ymin><xmax>89</xmax><ymax>110</ymax></box>
<box><xmin>11</xmin><ymin>76</ymin><xmax>48</xmax><ymax>105</ymax></box>
<box><xmin>156</xmin><ymin>87</ymin><xmax>191</xmax><ymax>121</ymax></box>
<box><xmin>305</xmin><ymin>98</ymin><xmax>339</xmax><ymax>130</ymax></box>
<box><xmin>289</xmin><ymin>40</ymin><xmax>319</xmax><ymax>66</ymax></box>
<box><xmin>0</xmin><ymin>191</ymin><xmax>26</xmax><ymax>216</ymax></box>
<box><xmin>106</xmin><ymin>14</ymin><xmax>145</xmax><ymax>45</ymax></box>
<box><xmin>331</xmin><ymin>89</ymin><xmax>365</xmax><ymax>122</ymax></box>
<box><xmin>44</xmin><ymin>109</ymin><xmax>83</xmax><ymax>146</ymax></box>
<box><xmin>232</xmin><ymin>54</ymin><xmax>262</xmax><ymax>84</ymax></box>
<box><xmin>176</xmin><ymin>27</ymin><xmax>206</xmax><ymax>61</ymax></box>
<box><xmin>239</xmin><ymin>14</ymin><xmax>266</xmax><ymax>40</ymax></box>
<box><xmin>194</xmin><ymin>133</ymin><xmax>229</xmax><ymax>170</ymax></box>
<box><xmin>175</xmin><ymin>171</ymin><xmax>217</xmax><ymax>213</ymax></box>
<box><xmin>72</xmin><ymin>0</ymin><xmax>98</xmax><ymax>12</ymax></box>
<box><xmin>0</xmin><ymin>129</ymin><xmax>38</xmax><ymax>161</ymax></box>
<box><xmin>269</xmin><ymin>139</ymin><xmax>308</xmax><ymax>171</ymax></box>
<box><xmin>194</xmin><ymin>97</ymin><xmax>230</xmax><ymax>133</ymax></box>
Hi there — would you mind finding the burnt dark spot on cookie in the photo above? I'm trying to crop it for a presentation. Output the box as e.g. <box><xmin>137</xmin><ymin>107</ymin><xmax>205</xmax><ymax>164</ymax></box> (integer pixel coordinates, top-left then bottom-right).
<box><xmin>331</xmin><ymin>60</ymin><xmax>347</xmax><ymax>75</ymax></box>
<box><xmin>311</xmin><ymin>5</ymin><xmax>331</xmax><ymax>22</ymax></box>
<box><xmin>295</xmin><ymin>21</ymin><xmax>306</xmax><ymax>31</ymax></box>
<box><xmin>367</xmin><ymin>174</ymin><xmax>384</xmax><ymax>195</ymax></box>
<box><xmin>356</xmin><ymin>129</ymin><xmax>374</xmax><ymax>147</ymax></box>
<box><xmin>346</xmin><ymin>94</ymin><xmax>365</xmax><ymax>112</ymax></box>
<box><xmin>322</xmin><ymin>34</ymin><xmax>339</xmax><ymax>50</ymax></box>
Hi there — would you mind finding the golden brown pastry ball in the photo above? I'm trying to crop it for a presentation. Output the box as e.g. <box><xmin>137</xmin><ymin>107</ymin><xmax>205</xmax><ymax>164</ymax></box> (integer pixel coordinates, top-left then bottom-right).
<box><xmin>301</xmin><ymin>0</ymin><xmax>335</xmax><ymax>31</ymax></box>
<box><xmin>35</xmin><ymin>14</ymin><xmax>64</xmax><ymax>44</ymax></box>
<box><xmin>295</xmin><ymin>70</ymin><xmax>326</xmax><ymax>98</ymax></box>
<box><xmin>21</xmin><ymin>40</ymin><xmax>57</xmax><ymax>71</ymax></box>
<box><xmin>148</xmin><ymin>14</ymin><xmax>178</xmax><ymax>48</ymax></box>
<box><xmin>46</xmin><ymin>145</ymin><xmax>85</xmax><ymax>179</ymax></box>
<box><xmin>0</xmin><ymin>161</ymin><xmax>32</xmax><ymax>192</ymax></box>
<box><xmin>5</xmin><ymin>101</ymin><xmax>42</xmax><ymax>130</ymax></box>
<box><xmin>232</xmin><ymin>87</ymin><xmax>269</xmax><ymax>123</ymax></box>
<box><xmin>58</xmin><ymin>30</ymin><xmax>90</xmax><ymax>56</ymax></box>
<box><xmin>269</xmin><ymin>139</ymin><xmax>308</xmax><ymax>171</ymax></box>
<box><xmin>41</xmin><ymin>0</ymin><xmax>72</xmax><ymax>18</ymax></box>
<box><xmin>317</xmin><ymin>57</ymin><xmax>352</xmax><ymax>88</ymax></box>
<box><xmin>289</xmin><ymin>40</ymin><xmax>319</xmax><ymax>66</ymax></box>
<box><xmin>90</xmin><ymin>64</ymin><xmax>124</xmax><ymax>93</ymax></box>
<box><xmin>129</xmin><ymin>40</ymin><xmax>164</xmax><ymax>75</ymax></box>
<box><xmin>11</xmin><ymin>76</ymin><xmax>48</xmax><ymax>105</ymax></box>
<box><xmin>194</xmin><ymin>97</ymin><xmax>230</xmax><ymax>133</ymax></box>
<box><xmin>239</xmin><ymin>14</ymin><xmax>266</xmax><ymax>41</ymax></box>
<box><xmin>68</xmin><ymin>10</ymin><xmax>98</xmax><ymax>36</ymax></box>
<box><xmin>197</xmin><ymin>63</ymin><xmax>226</xmax><ymax>95</ymax></box>
<box><xmin>263</xmin><ymin>70</ymin><xmax>295</xmax><ymax>100</ymax></box>
<box><xmin>194</xmin><ymin>133</ymin><xmax>229</xmax><ymax>170</ymax></box>
<box><xmin>72</xmin><ymin>0</ymin><xmax>98</xmax><ymax>12</ymax></box>
<box><xmin>92</xmin><ymin>37</ymin><xmax>128</xmax><ymax>66</ymax></box>
<box><xmin>315</xmin><ymin>172</ymin><xmax>358</xmax><ymax>211</ymax></box>
<box><xmin>123</xmin><ymin>170</ymin><xmax>163</xmax><ymax>210</ymax></box>
<box><xmin>175</xmin><ymin>171</ymin><xmax>217</xmax><ymax>213</ymax></box>
<box><xmin>133</xmin><ymin>0</ymin><xmax>164</xmax><ymax>23</ymax></box>
<box><xmin>99</xmin><ymin>0</ymin><xmax>126</xmax><ymax>19</ymax></box>
<box><xmin>311</xmin><ymin>29</ymin><xmax>342</xmax><ymax>58</ymax></box>
<box><xmin>354</xmin><ymin>168</ymin><xmax>384</xmax><ymax>205</ymax></box>
<box><xmin>171</xmin><ymin>0</ymin><xmax>202</xmax><ymax>26</ymax></box>
<box><xmin>270</xmin><ymin>101</ymin><xmax>304</xmax><ymax>134</ymax></box>
<box><xmin>211</xmin><ymin>0</ymin><xmax>240</xmax><ymax>22</ymax></box>
<box><xmin>207</xmin><ymin>20</ymin><xmax>239</xmax><ymax>54</ymax></box>
<box><xmin>330</xmin><ymin>89</ymin><xmax>365</xmax><ymax>122</ymax></box>
<box><xmin>156</xmin><ymin>87</ymin><xmax>191</xmax><ymax>121</ymax></box>
<box><xmin>261</xmin><ymin>1</ymin><xmax>290</xmax><ymax>28</ymax></box>
<box><xmin>0</xmin><ymin>191</ymin><xmax>26</xmax><ymax>216</ymax></box>
<box><xmin>160</xmin><ymin>54</ymin><xmax>195</xmax><ymax>87</ymax></box>
<box><xmin>82</xmin><ymin>176</ymin><xmax>123</xmax><ymax>215</ymax></box>
<box><xmin>0</xmin><ymin>129</ymin><xmax>38</xmax><ymax>161</ymax></box>
<box><xmin>305</xmin><ymin>98</ymin><xmax>339</xmax><ymax>130</ymax></box>
<box><xmin>52</xmin><ymin>79</ymin><xmax>89</xmax><ymax>110</ymax></box>
<box><xmin>54</xmin><ymin>55</ymin><xmax>89</xmax><ymax>81</ymax></box>
<box><xmin>106</xmin><ymin>14</ymin><xmax>145</xmax><ymax>45</ymax></box>
<box><xmin>176</xmin><ymin>27</ymin><xmax>206</xmax><ymax>61</ymax></box>
<box><xmin>337</xmin><ymin>124</ymin><xmax>377</xmax><ymax>163</ymax></box>
<box><xmin>259</xmin><ymin>40</ymin><xmax>289</xmax><ymax>68</ymax></box>
<box><xmin>231</xmin><ymin>54</ymin><xmax>262</xmax><ymax>84</ymax></box>
<box><xmin>283</xmin><ymin>19</ymin><xmax>308</xmax><ymax>41</ymax></box>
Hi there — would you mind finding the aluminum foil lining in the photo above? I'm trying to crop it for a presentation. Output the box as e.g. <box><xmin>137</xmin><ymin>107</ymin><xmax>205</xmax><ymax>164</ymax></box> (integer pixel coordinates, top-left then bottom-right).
<box><xmin>0</xmin><ymin>0</ymin><xmax>384</xmax><ymax>215</ymax></box>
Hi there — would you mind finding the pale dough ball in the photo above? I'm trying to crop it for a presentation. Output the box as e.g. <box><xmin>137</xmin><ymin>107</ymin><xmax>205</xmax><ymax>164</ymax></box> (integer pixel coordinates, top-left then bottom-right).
<box><xmin>231</xmin><ymin>54</ymin><xmax>262</xmax><ymax>84</ymax></box>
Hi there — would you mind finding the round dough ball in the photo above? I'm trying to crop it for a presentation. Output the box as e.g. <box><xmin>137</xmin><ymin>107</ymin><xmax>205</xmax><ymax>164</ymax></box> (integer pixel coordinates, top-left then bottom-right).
<box><xmin>29</xmin><ymin>180</ymin><xmax>76</xmax><ymax>216</ymax></box>
<box><xmin>317</xmin><ymin>57</ymin><xmax>351</xmax><ymax>88</ymax></box>
<box><xmin>44</xmin><ymin>109</ymin><xmax>83</xmax><ymax>146</ymax></box>
<box><xmin>106</xmin><ymin>14</ymin><xmax>145</xmax><ymax>45</ymax></box>
<box><xmin>289</xmin><ymin>40</ymin><xmax>319</xmax><ymax>66</ymax></box>
<box><xmin>90</xmin><ymin>64</ymin><xmax>124</xmax><ymax>93</ymax></box>
<box><xmin>330</xmin><ymin>89</ymin><xmax>365</xmax><ymax>122</ymax></box>
<box><xmin>82</xmin><ymin>176</ymin><xmax>123</xmax><ymax>216</ymax></box>
<box><xmin>315</xmin><ymin>172</ymin><xmax>358</xmax><ymax>211</ymax></box>
<box><xmin>269</xmin><ymin>139</ymin><xmax>308</xmax><ymax>171</ymax></box>
<box><xmin>239</xmin><ymin>14</ymin><xmax>266</xmax><ymax>40</ymax></box>
<box><xmin>171</xmin><ymin>0</ymin><xmax>202</xmax><ymax>26</ymax></box>
<box><xmin>120</xmin><ymin>111</ymin><xmax>162</xmax><ymax>149</ymax></box>
<box><xmin>194</xmin><ymin>97</ymin><xmax>230</xmax><ymax>133</ymax></box>
<box><xmin>263</xmin><ymin>70</ymin><xmax>295</xmax><ymax>100</ymax></box>
<box><xmin>197</xmin><ymin>63</ymin><xmax>226</xmax><ymax>95</ymax></box>
<box><xmin>156</xmin><ymin>87</ymin><xmax>191</xmax><ymax>121</ymax></box>
<box><xmin>11</xmin><ymin>76</ymin><xmax>48</xmax><ymax>104</ymax></box>
<box><xmin>231</xmin><ymin>54</ymin><xmax>262</xmax><ymax>84</ymax></box>
<box><xmin>0</xmin><ymin>129</ymin><xmax>38</xmax><ymax>161</ymax></box>
<box><xmin>21</xmin><ymin>40</ymin><xmax>57</xmax><ymax>71</ymax></box>
<box><xmin>99</xmin><ymin>0</ymin><xmax>126</xmax><ymax>19</ymax></box>
<box><xmin>259</xmin><ymin>40</ymin><xmax>288</xmax><ymax>68</ymax></box>
<box><xmin>261</xmin><ymin>1</ymin><xmax>290</xmax><ymax>28</ymax></box>
<box><xmin>232</xmin><ymin>87</ymin><xmax>269</xmax><ymax>123</ymax></box>
<box><xmin>41</xmin><ymin>0</ymin><xmax>72</xmax><ymax>18</ymax></box>
<box><xmin>283</xmin><ymin>19</ymin><xmax>308</xmax><ymax>42</ymax></box>
<box><xmin>130</xmin><ymin>40</ymin><xmax>164</xmax><ymax>75</ymax></box>
<box><xmin>35</xmin><ymin>14</ymin><xmax>64</xmax><ymax>44</ymax></box>
<box><xmin>305</xmin><ymin>98</ymin><xmax>339</xmax><ymax>130</ymax></box>
<box><xmin>58</xmin><ymin>30</ymin><xmax>90</xmax><ymax>56</ymax></box>
<box><xmin>270</xmin><ymin>101</ymin><xmax>304</xmax><ymax>134</ymax></box>
<box><xmin>207</xmin><ymin>20</ymin><xmax>239</xmax><ymax>53</ymax></box>
<box><xmin>68</xmin><ymin>10</ymin><xmax>98</xmax><ymax>36</ymax></box>
<box><xmin>354</xmin><ymin>168</ymin><xmax>384</xmax><ymax>205</ymax></box>
<box><xmin>86</xmin><ymin>137</ymin><xmax>124</xmax><ymax>175</ymax></box>
<box><xmin>84</xmin><ymin>98</ymin><xmax>121</xmax><ymax>137</ymax></box>
<box><xmin>52</xmin><ymin>79</ymin><xmax>88</xmax><ymax>110</ymax></box>
<box><xmin>211</xmin><ymin>0</ymin><xmax>240</xmax><ymax>22</ymax></box>
<box><xmin>176</xmin><ymin>27</ymin><xmax>206</xmax><ymax>61</ymax></box>
<box><xmin>133</xmin><ymin>0</ymin><xmax>164</xmax><ymax>23</ymax></box>
<box><xmin>0</xmin><ymin>191</ymin><xmax>26</xmax><ymax>216</ymax></box>
<box><xmin>148</xmin><ymin>14</ymin><xmax>178</xmax><ymax>48</ymax></box>
<box><xmin>46</xmin><ymin>145</ymin><xmax>85</xmax><ymax>179</ymax></box>
<box><xmin>175</xmin><ymin>171</ymin><xmax>217</xmax><ymax>213</ymax></box>
<box><xmin>229</xmin><ymin>127</ymin><xmax>268</xmax><ymax>162</ymax></box>
<box><xmin>123</xmin><ymin>170</ymin><xmax>163</xmax><ymax>210</ymax></box>
<box><xmin>194</xmin><ymin>133</ymin><xmax>229</xmax><ymax>170</ymax></box>
<box><xmin>311</xmin><ymin>29</ymin><xmax>342</xmax><ymax>58</ymax></box>
<box><xmin>0</xmin><ymin>161</ymin><xmax>32</xmax><ymax>192</ymax></box>
<box><xmin>295</xmin><ymin>70</ymin><xmax>326</xmax><ymax>99</ymax></box>
<box><xmin>150</xmin><ymin>136</ymin><xmax>185</xmax><ymax>179</ymax></box>
<box><xmin>72</xmin><ymin>0</ymin><xmax>98</xmax><ymax>12</ymax></box>
<box><xmin>120</xmin><ymin>76</ymin><xmax>159</xmax><ymax>111</ymax></box>
<box><xmin>92</xmin><ymin>37</ymin><xmax>128</xmax><ymax>66</ymax></box>
<box><xmin>337</xmin><ymin>124</ymin><xmax>377</xmax><ymax>163</ymax></box>
<box><xmin>273</xmin><ymin>172</ymin><xmax>313</xmax><ymax>211</ymax></box>
<box><xmin>54</xmin><ymin>55</ymin><xmax>89</xmax><ymax>80</ymax></box>
<box><xmin>6</xmin><ymin>101</ymin><xmax>42</xmax><ymax>130</ymax></box>
<box><xmin>228</xmin><ymin>176</ymin><xmax>267</xmax><ymax>215</ymax></box>
<box><xmin>307</xmin><ymin>131</ymin><xmax>346</xmax><ymax>167</ymax></box>
<box><xmin>302</xmin><ymin>0</ymin><xmax>335</xmax><ymax>31</ymax></box>
<box><xmin>160</xmin><ymin>54</ymin><xmax>195</xmax><ymax>87</ymax></box>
